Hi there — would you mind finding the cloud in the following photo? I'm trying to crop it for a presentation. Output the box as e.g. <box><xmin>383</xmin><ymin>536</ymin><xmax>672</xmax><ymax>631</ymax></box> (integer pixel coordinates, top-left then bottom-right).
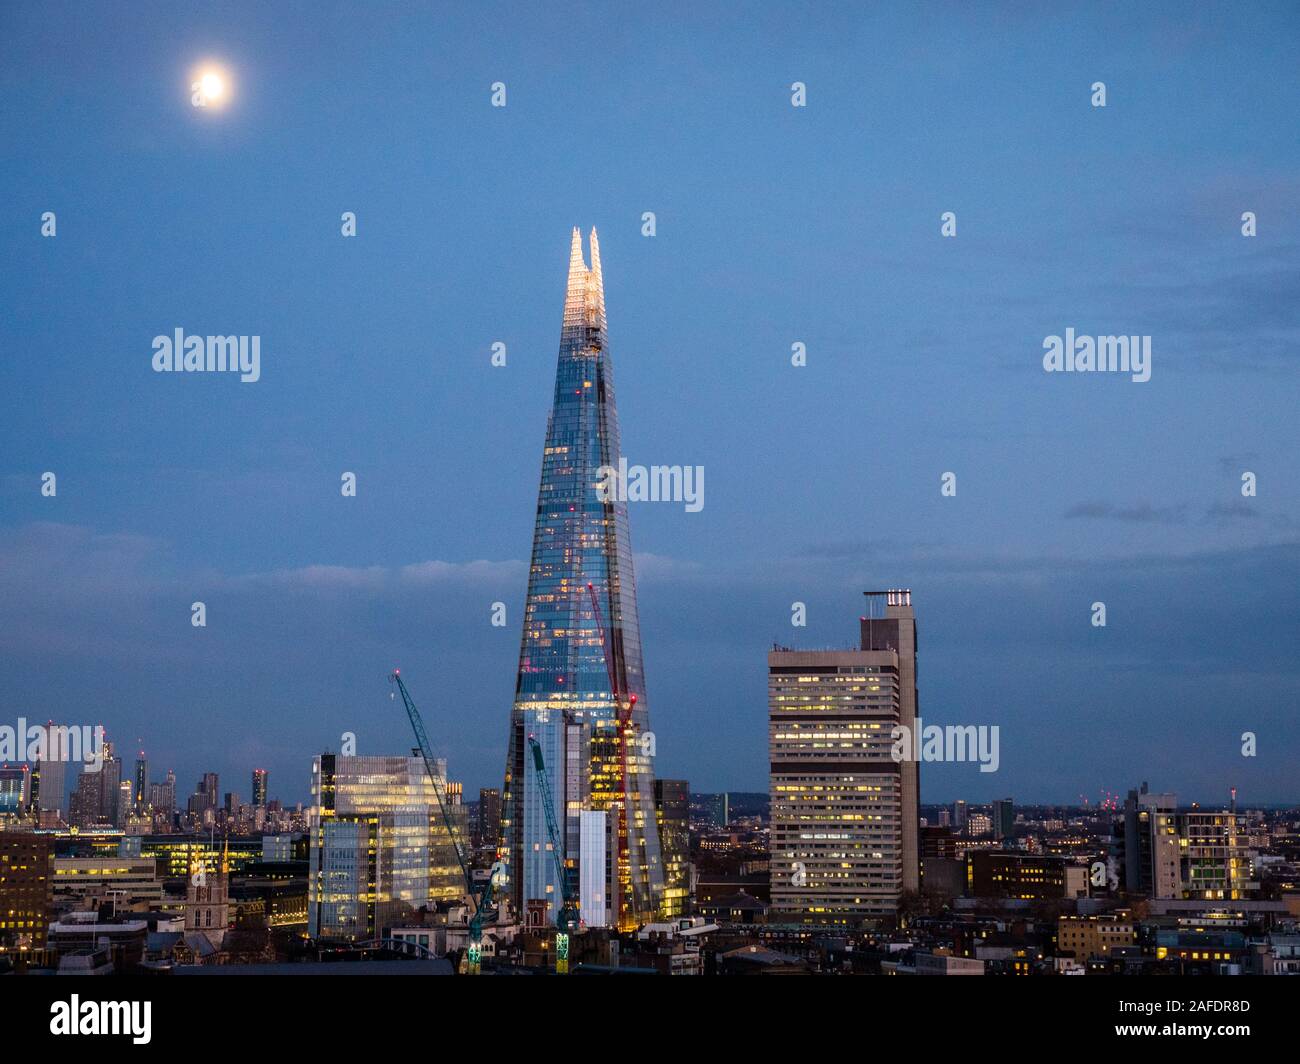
<box><xmin>239</xmin><ymin>564</ymin><xmax>391</xmax><ymax>591</ymax></box>
<box><xmin>400</xmin><ymin>559</ymin><xmax>525</xmax><ymax>584</ymax></box>
<box><xmin>630</xmin><ymin>552</ymin><xmax>704</xmax><ymax>580</ymax></box>
<box><xmin>229</xmin><ymin>558</ymin><xmax>525</xmax><ymax>591</ymax></box>
<box><xmin>1206</xmin><ymin>501</ymin><xmax>1257</xmax><ymax>520</ymax></box>
<box><xmin>1217</xmin><ymin>453</ymin><xmax>1259</xmax><ymax>475</ymax></box>
<box><xmin>1064</xmin><ymin>501</ymin><xmax>1187</xmax><ymax>524</ymax></box>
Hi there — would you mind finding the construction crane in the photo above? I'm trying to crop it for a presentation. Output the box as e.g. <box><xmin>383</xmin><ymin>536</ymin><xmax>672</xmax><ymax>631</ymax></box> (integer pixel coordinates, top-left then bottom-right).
<box><xmin>526</xmin><ymin>734</ymin><xmax>579</xmax><ymax>935</ymax></box>
<box><xmin>389</xmin><ymin>669</ymin><xmax>500</xmax><ymax>974</ymax></box>
<box><xmin>585</xmin><ymin>581</ymin><xmax>637</xmax><ymax>931</ymax></box>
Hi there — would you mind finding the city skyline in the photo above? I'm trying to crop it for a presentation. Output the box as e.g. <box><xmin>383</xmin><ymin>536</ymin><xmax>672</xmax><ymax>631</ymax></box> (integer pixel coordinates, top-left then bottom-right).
<box><xmin>4</xmin><ymin>2</ymin><xmax>1300</xmax><ymax>1004</ymax></box>
<box><xmin>2</xmin><ymin>2</ymin><xmax>1298</xmax><ymax>809</ymax></box>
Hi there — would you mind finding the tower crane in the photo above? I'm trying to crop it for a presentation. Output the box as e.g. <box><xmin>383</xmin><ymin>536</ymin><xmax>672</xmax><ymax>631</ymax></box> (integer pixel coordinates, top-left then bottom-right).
<box><xmin>389</xmin><ymin>669</ymin><xmax>501</xmax><ymax>975</ymax></box>
<box><xmin>526</xmin><ymin>734</ymin><xmax>580</xmax><ymax>935</ymax></box>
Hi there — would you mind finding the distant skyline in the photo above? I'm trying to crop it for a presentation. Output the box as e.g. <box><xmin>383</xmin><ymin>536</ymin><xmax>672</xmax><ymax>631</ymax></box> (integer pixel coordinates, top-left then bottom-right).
<box><xmin>2</xmin><ymin>3</ymin><xmax>1298</xmax><ymax>806</ymax></box>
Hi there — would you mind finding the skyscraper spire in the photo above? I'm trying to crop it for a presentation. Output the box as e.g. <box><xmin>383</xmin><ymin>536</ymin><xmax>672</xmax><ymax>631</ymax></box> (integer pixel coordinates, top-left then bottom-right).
<box><xmin>587</xmin><ymin>227</ymin><xmax>604</xmax><ymax>324</ymax></box>
<box><xmin>564</xmin><ymin>226</ymin><xmax>587</xmax><ymax>328</ymax></box>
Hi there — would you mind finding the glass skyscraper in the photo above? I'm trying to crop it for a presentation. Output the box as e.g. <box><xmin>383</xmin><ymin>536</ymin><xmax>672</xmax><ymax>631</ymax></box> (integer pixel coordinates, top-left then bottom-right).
<box><xmin>499</xmin><ymin>228</ymin><xmax>664</xmax><ymax>929</ymax></box>
<box><xmin>308</xmin><ymin>754</ymin><xmax>466</xmax><ymax>942</ymax></box>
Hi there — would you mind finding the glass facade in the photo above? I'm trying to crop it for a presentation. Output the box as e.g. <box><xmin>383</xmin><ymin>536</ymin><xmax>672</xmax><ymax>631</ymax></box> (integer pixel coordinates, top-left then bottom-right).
<box><xmin>500</xmin><ymin>228</ymin><xmax>665</xmax><ymax>928</ymax></box>
<box><xmin>308</xmin><ymin>754</ymin><xmax>466</xmax><ymax>942</ymax></box>
<box><xmin>579</xmin><ymin>809</ymin><xmax>609</xmax><ymax>927</ymax></box>
<box><xmin>655</xmin><ymin>778</ymin><xmax>691</xmax><ymax>918</ymax></box>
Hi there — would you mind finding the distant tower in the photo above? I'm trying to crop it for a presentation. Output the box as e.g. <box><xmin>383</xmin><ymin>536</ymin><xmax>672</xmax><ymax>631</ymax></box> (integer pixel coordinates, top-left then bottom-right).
<box><xmin>993</xmin><ymin>798</ymin><xmax>1015</xmax><ymax>841</ymax></box>
<box><xmin>185</xmin><ymin>839</ymin><xmax>230</xmax><ymax>948</ymax></box>
<box><xmin>134</xmin><ymin>751</ymin><xmax>148</xmax><ymax>813</ymax></box>
<box><xmin>32</xmin><ymin>722</ymin><xmax>69</xmax><ymax>825</ymax></box>
<box><xmin>252</xmin><ymin>768</ymin><xmax>268</xmax><ymax>807</ymax></box>
<box><xmin>476</xmin><ymin>787</ymin><xmax>501</xmax><ymax>849</ymax></box>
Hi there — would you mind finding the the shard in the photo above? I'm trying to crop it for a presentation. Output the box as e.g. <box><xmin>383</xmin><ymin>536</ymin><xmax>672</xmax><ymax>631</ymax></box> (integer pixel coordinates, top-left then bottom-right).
<box><xmin>498</xmin><ymin>228</ymin><xmax>664</xmax><ymax>929</ymax></box>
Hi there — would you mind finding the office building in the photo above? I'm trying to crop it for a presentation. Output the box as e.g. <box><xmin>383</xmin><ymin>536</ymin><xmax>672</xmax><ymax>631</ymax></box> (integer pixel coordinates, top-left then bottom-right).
<box><xmin>993</xmin><ymin>798</ymin><xmax>1015</xmax><ymax>841</ymax></box>
<box><xmin>52</xmin><ymin>856</ymin><xmax>164</xmax><ymax>911</ymax></box>
<box><xmin>149</xmin><ymin>771</ymin><xmax>176</xmax><ymax>828</ymax></box>
<box><xmin>499</xmin><ymin>228</ymin><xmax>665</xmax><ymax>928</ymax></box>
<box><xmin>476</xmin><ymin>787</ymin><xmax>500</xmax><ymax>850</ymax></box>
<box><xmin>115</xmin><ymin>780</ymin><xmax>133</xmax><ymax>828</ymax></box>
<box><xmin>769</xmin><ymin>590</ymin><xmax>920</xmax><ymax>924</ymax></box>
<box><xmin>0</xmin><ymin>764</ymin><xmax>29</xmax><ymax>814</ymax></box>
<box><xmin>252</xmin><ymin>768</ymin><xmax>268</xmax><ymax>807</ymax></box>
<box><xmin>31</xmin><ymin>722</ymin><xmax>69</xmax><ymax>824</ymax></box>
<box><xmin>308</xmin><ymin>753</ymin><xmax>468</xmax><ymax>942</ymax></box>
<box><xmin>68</xmin><ymin>745</ymin><xmax>122</xmax><ymax>830</ymax></box>
<box><xmin>1057</xmin><ymin>913</ymin><xmax>1136</xmax><ymax>959</ymax></box>
<box><xmin>968</xmin><ymin>851</ymin><xmax>1069</xmax><ymax>899</ymax></box>
<box><xmin>655</xmin><ymin>778</ymin><xmax>691</xmax><ymax>918</ymax></box>
<box><xmin>579</xmin><ymin>809</ymin><xmax>610</xmax><ymax>928</ymax></box>
<box><xmin>133</xmin><ymin>752</ymin><xmax>148</xmax><ymax>812</ymax></box>
<box><xmin>0</xmin><ymin>832</ymin><xmax>53</xmax><ymax>956</ymax></box>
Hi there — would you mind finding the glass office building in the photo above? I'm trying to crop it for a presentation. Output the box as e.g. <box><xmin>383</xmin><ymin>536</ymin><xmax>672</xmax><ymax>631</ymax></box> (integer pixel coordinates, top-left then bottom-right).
<box><xmin>308</xmin><ymin>754</ymin><xmax>467</xmax><ymax>942</ymax></box>
<box><xmin>499</xmin><ymin>229</ymin><xmax>665</xmax><ymax>929</ymax></box>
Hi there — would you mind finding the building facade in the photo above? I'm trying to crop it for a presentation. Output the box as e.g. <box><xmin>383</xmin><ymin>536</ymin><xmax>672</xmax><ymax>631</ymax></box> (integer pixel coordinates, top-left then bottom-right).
<box><xmin>308</xmin><ymin>754</ymin><xmax>467</xmax><ymax>942</ymax></box>
<box><xmin>968</xmin><ymin>851</ymin><xmax>1068</xmax><ymax>899</ymax></box>
<box><xmin>992</xmin><ymin>798</ymin><xmax>1015</xmax><ymax>841</ymax></box>
<box><xmin>0</xmin><ymin>765</ymin><xmax>28</xmax><ymax>815</ymax></box>
<box><xmin>768</xmin><ymin>591</ymin><xmax>921</xmax><ymax>925</ymax></box>
<box><xmin>499</xmin><ymin>228</ymin><xmax>665</xmax><ymax>929</ymax></box>
<box><xmin>25</xmin><ymin>722</ymin><xmax>76</xmax><ymax>827</ymax></box>
<box><xmin>1115</xmin><ymin>785</ymin><xmax>1256</xmax><ymax>901</ymax></box>
<box><xmin>1057</xmin><ymin>913</ymin><xmax>1137</xmax><ymax>959</ymax></box>
<box><xmin>476</xmin><ymin>787</ymin><xmax>500</xmax><ymax>850</ymax></box>
<box><xmin>656</xmin><ymin>778</ymin><xmax>691</xmax><ymax>918</ymax></box>
<box><xmin>0</xmin><ymin>832</ymin><xmax>53</xmax><ymax>958</ymax></box>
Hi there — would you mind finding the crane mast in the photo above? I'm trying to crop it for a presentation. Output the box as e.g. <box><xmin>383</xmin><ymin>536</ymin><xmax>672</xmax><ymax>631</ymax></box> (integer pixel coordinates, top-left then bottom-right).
<box><xmin>389</xmin><ymin>669</ymin><xmax>497</xmax><ymax>974</ymax></box>
<box><xmin>526</xmin><ymin>734</ymin><xmax>579</xmax><ymax>935</ymax></box>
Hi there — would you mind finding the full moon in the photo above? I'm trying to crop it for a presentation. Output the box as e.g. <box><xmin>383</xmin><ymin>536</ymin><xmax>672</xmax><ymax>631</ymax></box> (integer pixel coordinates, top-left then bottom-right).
<box><xmin>190</xmin><ymin>62</ymin><xmax>232</xmax><ymax>109</ymax></box>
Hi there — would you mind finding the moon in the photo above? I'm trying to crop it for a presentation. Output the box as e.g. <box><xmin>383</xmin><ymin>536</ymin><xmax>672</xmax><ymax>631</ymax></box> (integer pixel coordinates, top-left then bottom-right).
<box><xmin>200</xmin><ymin>72</ymin><xmax>225</xmax><ymax>101</ymax></box>
<box><xmin>190</xmin><ymin>62</ymin><xmax>233</xmax><ymax>109</ymax></box>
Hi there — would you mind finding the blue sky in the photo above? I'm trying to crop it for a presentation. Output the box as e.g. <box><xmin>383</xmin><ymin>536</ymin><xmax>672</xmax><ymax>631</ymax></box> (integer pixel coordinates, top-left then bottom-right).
<box><xmin>1</xmin><ymin>1</ymin><xmax>1297</xmax><ymax>807</ymax></box>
